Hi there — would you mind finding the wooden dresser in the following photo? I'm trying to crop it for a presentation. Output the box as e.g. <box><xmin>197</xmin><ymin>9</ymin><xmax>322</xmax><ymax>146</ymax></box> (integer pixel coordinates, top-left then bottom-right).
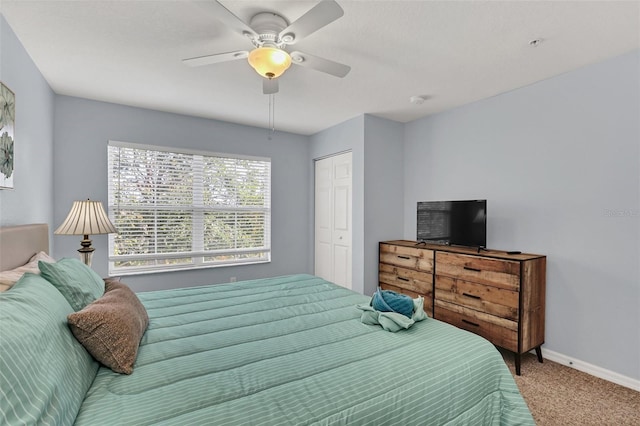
<box><xmin>379</xmin><ymin>240</ymin><xmax>546</xmax><ymax>375</ymax></box>
<box><xmin>379</xmin><ymin>242</ymin><xmax>434</xmax><ymax>316</ymax></box>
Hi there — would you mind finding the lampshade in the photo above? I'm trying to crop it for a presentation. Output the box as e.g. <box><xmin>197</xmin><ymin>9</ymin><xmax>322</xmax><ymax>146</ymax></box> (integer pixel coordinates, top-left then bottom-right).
<box><xmin>247</xmin><ymin>46</ymin><xmax>292</xmax><ymax>79</ymax></box>
<box><xmin>55</xmin><ymin>199</ymin><xmax>117</xmax><ymax>267</ymax></box>
<box><xmin>55</xmin><ymin>200</ymin><xmax>117</xmax><ymax>236</ymax></box>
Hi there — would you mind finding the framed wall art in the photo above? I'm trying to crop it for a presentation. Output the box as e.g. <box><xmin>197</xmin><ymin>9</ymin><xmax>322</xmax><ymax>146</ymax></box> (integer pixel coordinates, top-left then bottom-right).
<box><xmin>0</xmin><ymin>82</ymin><xmax>15</xmax><ymax>189</ymax></box>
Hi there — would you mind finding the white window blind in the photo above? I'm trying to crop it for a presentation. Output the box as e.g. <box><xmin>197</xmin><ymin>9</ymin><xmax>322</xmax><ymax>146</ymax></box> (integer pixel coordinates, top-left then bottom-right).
<box><xmin>107</xmin><ymin>141</ymin><xmax>271</xmax><ymax>275</ymax></box>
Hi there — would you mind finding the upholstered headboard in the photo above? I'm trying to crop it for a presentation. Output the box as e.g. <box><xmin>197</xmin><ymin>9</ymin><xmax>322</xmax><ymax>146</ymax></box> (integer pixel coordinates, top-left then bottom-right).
<box><xmin>0</xmin><ymin>224</ymin><xmax>49</xmax><ymax>271</ymax></box>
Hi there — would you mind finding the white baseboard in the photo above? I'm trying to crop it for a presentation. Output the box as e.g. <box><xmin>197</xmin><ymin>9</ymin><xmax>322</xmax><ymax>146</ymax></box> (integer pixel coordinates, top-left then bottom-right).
<box><xmin>537</xmin><ymin>348</ymin><xmax>640</xmax><ymax>392</ymax></box>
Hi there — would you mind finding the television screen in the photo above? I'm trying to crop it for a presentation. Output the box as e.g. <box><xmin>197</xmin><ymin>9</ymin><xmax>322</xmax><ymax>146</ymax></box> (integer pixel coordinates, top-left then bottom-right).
<box><xmin>417</xmin><ymin>200</ymin><xmax>487</xmax><ymax>248</ymax></box>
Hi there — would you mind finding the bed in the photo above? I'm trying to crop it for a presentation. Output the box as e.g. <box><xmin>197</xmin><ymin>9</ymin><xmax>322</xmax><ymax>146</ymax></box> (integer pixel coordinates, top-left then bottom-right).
<box><xmin>0</xmin><ymin>224</ymin><xmax>534</xmax><ymax>425</ymax></box>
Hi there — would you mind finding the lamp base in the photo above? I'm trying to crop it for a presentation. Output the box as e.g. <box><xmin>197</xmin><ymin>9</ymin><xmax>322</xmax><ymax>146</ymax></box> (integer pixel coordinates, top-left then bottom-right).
<box><xmin>79</xmin><ymin>235</ymin><xmax>95</xmax><ymax>267</ymax></box>
<box><xmin>78</xmin><ymin>250</ymin><xmax>94</xmax><ymax>267</ymax></box>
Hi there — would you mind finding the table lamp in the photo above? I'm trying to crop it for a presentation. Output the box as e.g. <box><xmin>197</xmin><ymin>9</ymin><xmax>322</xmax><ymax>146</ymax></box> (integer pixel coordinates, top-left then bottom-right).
<box><xmin>55</xmin><ymin>199</ymin><xmax>117</xmax><ymax>267</ymax></box>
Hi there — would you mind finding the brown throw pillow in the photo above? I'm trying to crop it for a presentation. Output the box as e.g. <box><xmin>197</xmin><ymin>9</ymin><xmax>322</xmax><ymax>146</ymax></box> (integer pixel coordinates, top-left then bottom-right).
<box><xmin>67</xmin><ymin>280</ymin><xmax>149</xmax><ymax>374</ymax></box>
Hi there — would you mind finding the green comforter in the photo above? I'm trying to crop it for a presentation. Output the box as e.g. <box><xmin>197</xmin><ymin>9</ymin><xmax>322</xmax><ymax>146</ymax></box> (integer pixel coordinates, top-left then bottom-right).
<box><xmin>74</xmin><ymin>274</ymin><xmax>534</xmax><ymax>425</ymax></box>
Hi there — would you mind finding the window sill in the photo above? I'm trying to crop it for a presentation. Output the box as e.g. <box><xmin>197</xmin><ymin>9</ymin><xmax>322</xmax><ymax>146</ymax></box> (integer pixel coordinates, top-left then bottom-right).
<box><xmin>109</xmin><ymin>259</ymin><xmax>271</xmax><ymax>277</ymax></box>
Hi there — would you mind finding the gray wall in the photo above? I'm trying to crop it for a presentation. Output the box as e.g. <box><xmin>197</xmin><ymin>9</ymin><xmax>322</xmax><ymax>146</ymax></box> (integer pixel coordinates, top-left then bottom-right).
<box><xmin>0</xmin><ymin>15</ymin><xmax>54</xmax><ymax>230</ymax></box>
<box><xmin>363</xmin><ymin>115</ymin><xmax>404</xmax><ymax>295</ymax></box>
<box><xmin>309</xmin><ymin>114</ymin><xmax>404</xmax><ymax>296</ymax></box>
<box><xmin>53</xmin><ymin>95</ymin><xmax>312</xmax><ymax>291</ymax></box>
<box><xmin>309</xmin><ymin>115</ymin><xmax>365</xmax><ymax>294</ymax></box>
<box><xmin>403</xmin><ymin>50</ymin><xmax>640</xmax><ymax>381</ymax></box>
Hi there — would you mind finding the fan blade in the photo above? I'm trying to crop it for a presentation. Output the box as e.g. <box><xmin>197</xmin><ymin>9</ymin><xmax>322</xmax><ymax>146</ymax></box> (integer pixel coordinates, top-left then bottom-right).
<box><xmin>195</xmin><ymin>0</ymin><xmax>258</xmax><ymax>40</ymax></box>
<box><xmin>263</xmin><ymin>78</ymin><xmax>279</xmax><ymax>94</ymax></box>
<box><xmin>278</xmin><ymin>0</ymin><xmax>344</xmax><ymax>45</ymax></box>
<box><xmin>183</xmin><ymin>50</ymin><xmax>248</xmax><ymax>67</ymax></box>
<box><xmin>289</xmin><ymin>51</ymin><xmax>350</xmax><ymax>78</ymax></box>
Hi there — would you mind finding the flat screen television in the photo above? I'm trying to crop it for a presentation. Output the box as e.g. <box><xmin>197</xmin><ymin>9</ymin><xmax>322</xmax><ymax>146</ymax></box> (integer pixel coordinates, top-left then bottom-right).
<box><xmin>417</xmin><ymin>200</ymin><xmax>487</xmax><ymax>248</ymax></box>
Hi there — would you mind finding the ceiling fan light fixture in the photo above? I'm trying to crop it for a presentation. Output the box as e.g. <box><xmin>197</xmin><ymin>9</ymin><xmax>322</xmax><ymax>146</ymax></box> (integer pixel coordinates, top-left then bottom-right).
<box><xmin>248</xmin><ymin>46</ymin><xmax>292</xmax><ymax>79</ymax></box>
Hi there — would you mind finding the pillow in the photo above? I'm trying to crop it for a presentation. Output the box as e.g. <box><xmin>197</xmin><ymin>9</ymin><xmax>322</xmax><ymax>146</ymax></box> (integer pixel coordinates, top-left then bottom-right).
<box><xmin>0</xmin><ymin>273</ymin><xmax>99</xmax><ymax>425</ymax></box>
<box><xmin>67</xmin><ymin>280</ymin><xmax>149</xmax><ymax>374</ymax></box>
<box><xmin>0</xmin><ymin>251</ymin><xmax>55</xmax><ymax>292</ymax></box>
<box><xmin>38</xmin><ymin>257</ymin><xmax>105</xmax><ymax>311</ymax></box>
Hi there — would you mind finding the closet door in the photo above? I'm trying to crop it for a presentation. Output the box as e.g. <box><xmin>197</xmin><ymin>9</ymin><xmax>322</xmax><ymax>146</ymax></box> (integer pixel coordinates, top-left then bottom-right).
<box><xmin>314</xmin><ymin>152</ymin><xmax>352</xmax><ymax>289</ymax></box>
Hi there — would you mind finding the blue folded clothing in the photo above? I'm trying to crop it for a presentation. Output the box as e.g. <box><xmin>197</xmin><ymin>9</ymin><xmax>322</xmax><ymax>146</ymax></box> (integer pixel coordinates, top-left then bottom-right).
<box><xmin>371</xmin><ymin>289</ymin><xmax>414</xmax><ymax>318</ymax></box>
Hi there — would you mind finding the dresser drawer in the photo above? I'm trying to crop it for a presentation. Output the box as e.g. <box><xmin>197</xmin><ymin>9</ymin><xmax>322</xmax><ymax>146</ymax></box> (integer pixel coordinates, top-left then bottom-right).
<box><xmin>379</xmin><ymin>263</ymin><xmax>433</xmax><ymax>295</ymax></box>
<box><xmin>380</xmin><ymin>282</ymin><xmax>433</xmax><ymax>316</ymax></box>
<box><xmin>435</xmin><ymin>300</ymin><xmax>518</xmax><ymax>352</ymax></box>
<box><xmin>435</xmin><ymin>275</ymin><xmax>518</xmax><ymax>321</ymax></box>
<box><xmin>380</xmin><ymin>243</ymin><xmax>434</xmax><ymax>272</ymax></box>
<box><xmin>436</xmin><ymin>252</ymin><xmax>520</xmax><ymax>290</ymax></box>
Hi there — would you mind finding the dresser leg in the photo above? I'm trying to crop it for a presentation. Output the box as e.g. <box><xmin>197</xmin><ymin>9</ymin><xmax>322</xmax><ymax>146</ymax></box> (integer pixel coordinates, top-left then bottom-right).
<box><xmin>535</xmin><ymin>346</ymin><xmax>543</xmax><ymax>363</ymax></box>
<box><xmin>515</xmin><ymin>353</ymin><xmax>521</xmax><ymax>376</ymax></box>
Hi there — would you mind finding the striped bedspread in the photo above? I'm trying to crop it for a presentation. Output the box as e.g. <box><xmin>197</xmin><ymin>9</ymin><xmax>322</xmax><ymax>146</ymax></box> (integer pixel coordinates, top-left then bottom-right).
<box><xmin>74</xmin><ymin>274</ymin><xmax>534</xmax><ymax>425</ymax></box>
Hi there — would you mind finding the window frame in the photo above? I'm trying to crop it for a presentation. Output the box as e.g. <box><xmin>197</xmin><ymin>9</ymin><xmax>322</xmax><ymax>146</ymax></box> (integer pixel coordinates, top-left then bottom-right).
<box><xmin>107</xmin><ymin>140</ymin><xmax>271</xmax><ymax>276</ymax></box>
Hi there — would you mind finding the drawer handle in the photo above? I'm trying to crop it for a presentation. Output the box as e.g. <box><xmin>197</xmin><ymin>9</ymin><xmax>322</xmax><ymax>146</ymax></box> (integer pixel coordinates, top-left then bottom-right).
<box><xmin>462</xmin><ymin>319</ymin><xmax>480</xmax><ymax>327</ymax></box>
<box><xmin>397</xmin><ymin>255</ymin><xmax>411</xmax><ymax>260</ymax></box>
<box><xmin>462</xmin><ymin>292</ymin><xmax>481</xmax><ymax>300</ymax></box>
<box><xmin>397</xmin><ymin>277</ymin><xmax>409</xmax><ymax>282</ymax></box>
<box><xmin>463</xmin><ymin>266</ymin><xmax>481</xmax><ymax>272</ymax></box>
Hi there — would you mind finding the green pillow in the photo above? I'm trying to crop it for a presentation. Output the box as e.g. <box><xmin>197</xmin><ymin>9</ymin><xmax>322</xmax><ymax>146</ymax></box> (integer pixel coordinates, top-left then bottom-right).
<box><xmin>39</xmin><ymin>258</ymin><xmax>105</xmax><ymax>311</ymax></box>
<box><xmin>0</xmin><ymin>273</ymin><xmax>99</xmax><ymax>425</ymax></box>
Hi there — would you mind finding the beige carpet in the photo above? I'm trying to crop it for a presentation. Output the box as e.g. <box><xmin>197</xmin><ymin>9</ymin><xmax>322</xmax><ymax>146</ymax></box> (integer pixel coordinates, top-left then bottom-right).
<box><xmin>501</xmin><ymin>351</ymin><xmax>640</xmax><ymax>425</ymax></box>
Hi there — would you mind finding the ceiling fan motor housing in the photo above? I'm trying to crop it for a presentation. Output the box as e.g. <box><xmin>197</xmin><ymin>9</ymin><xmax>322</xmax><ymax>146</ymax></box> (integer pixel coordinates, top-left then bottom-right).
<box><xmin>249</xmin><ymin>12</ymin><xmax>289</xmax><ymax>47</ymax></box>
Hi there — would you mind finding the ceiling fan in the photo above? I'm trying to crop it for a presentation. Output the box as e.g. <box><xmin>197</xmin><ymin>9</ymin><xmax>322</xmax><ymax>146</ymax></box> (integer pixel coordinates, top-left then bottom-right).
<box><xmin>183</xmin><ymin>0</ymin><xmax>351</xmax><ymax>94</ymax></box>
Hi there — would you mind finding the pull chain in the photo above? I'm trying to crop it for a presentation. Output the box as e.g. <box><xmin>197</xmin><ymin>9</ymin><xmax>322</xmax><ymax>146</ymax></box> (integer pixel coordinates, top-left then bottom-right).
<box><xmin>268</xmin><ymin>93</ymin><xmax>275</xmax><ymax>140</ymax></box>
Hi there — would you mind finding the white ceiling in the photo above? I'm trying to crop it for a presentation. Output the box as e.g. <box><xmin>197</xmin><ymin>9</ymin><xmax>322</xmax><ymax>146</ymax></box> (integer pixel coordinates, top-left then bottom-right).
<box><xmin>2</xmin><ymin>0</ymin><xmax>639</xmax><ymax>135</ymax></box>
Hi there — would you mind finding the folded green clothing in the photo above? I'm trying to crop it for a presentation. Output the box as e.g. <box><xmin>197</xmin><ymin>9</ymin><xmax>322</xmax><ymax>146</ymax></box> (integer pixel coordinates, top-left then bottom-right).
<box><xmin>371</xmin><ymin>289</ymin><xmax>414</xmax><ymax>318</ymax></box>
<box><xmin>356</xmin><ymin>295</ymin><xmax>428</xmax><ymax>332</ymax></box>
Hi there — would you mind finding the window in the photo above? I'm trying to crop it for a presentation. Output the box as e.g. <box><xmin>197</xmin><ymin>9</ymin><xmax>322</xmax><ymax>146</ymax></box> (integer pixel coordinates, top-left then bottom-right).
<box><xmin>107</xmin><ymin>141</ymin><xmax>270</xmax><ymax>275</ymax></box>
